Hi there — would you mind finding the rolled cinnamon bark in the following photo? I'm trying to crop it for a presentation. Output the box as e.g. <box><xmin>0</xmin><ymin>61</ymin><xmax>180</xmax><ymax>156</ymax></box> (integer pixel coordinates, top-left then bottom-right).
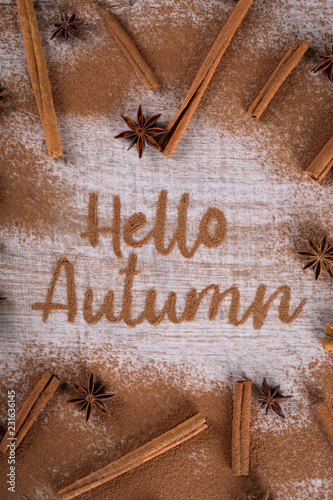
<box><xmin>247</xmin><ymin>39</ymin><xmax>310</xmax><ymax>119</ymax></box>
<box><xmin>16</xmin><ymin>0</ymin><xmax>62</xmax><ymax>158</ymax></box>
<box><xmin>58</xmin><ymin>413</ymin><xmax>207</xmax><ymax>499</ymax></box>
<box><xmin>305</xmin><ymin>136</ymin><xmax>333</xmax><ymax>182</ymax></box>
<box><xmin>159</xmin><ymin>0</ymin><xmax>255</xmax><ymax>157</ymax></box>
<box><xmin>0</xmin><ymin>370</ymin><xmax>61</xmax><ymax>454</ymax></box>
<box><xmin>232</xmin><ymin>380</ymin><xmax>252</xmax><ymax>475</ymax></box>
<box><xmin>103</xmin><ymin>10</ymin><xmax>160</xmax><ymax>90</ymax></box>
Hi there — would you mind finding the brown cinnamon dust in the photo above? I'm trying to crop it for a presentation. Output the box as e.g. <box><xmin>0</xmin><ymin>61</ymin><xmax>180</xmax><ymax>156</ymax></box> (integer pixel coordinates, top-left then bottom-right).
<box><xmin>1</xmin><ymin>0</ymin><xmax>333</xmax><ymax>237</ymax></box>
<box><xmin>0</xmin><ymin>355</ymin><xmax>333</xmax><ymax>499</ymax></box>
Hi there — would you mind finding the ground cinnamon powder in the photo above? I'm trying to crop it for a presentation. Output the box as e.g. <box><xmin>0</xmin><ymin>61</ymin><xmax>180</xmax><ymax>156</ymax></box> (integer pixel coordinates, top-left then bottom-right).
<box><xmin>1</xmin><ymin>0</ymin><xmax>332</xmax><ymax>237</ymax></box>
<box><xmin>0</xmin><ymin>354</ymin><xmax>333</xmax><ymax>499</ymax></box>
<box><xmin>1</xmin><ymin>0</ymin><xmax>333</xmax><ymax>498</ymax></box>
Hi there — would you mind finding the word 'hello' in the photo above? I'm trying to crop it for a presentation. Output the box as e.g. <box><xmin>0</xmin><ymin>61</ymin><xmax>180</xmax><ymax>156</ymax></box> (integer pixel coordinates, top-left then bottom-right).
<box><xmin>80</xmin><ymin>191</ymin><xmax>228</xmax><ymax>257</ymax></box>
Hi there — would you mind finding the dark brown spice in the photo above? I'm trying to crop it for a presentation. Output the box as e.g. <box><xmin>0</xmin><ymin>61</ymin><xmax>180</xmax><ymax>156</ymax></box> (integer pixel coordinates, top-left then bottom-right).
<box><xmin>312</xmin><ymin>44</ymin><xmax>333</xmax><ymax>83</ymax></box>
<box><xmin>51</xmin><ymin>13</ymin><xmax>85</xmax><ymax>41</ymax></box>
<box><xmin>114</xmin><ymin>105</ymin><xmax>166</xmax><ymax>159</ymax></box>
<box><xmin>258</xmin><ymin>378</ymin><xmax>292</xmax><ymax>418</ymax></box>
<box><xmin>0</xmin><ymin>84</ymin><xmax>9</xmax><ymax>108</ymax></box>
<box><xmin>67</xmin><ymin>372</ymin><xmax>116</xmax><ymax>422</ymax></box>
<box><xmin>298</xmin><ymin>235</ymin><xmax>333</xmax><ymax>280</ymax></box>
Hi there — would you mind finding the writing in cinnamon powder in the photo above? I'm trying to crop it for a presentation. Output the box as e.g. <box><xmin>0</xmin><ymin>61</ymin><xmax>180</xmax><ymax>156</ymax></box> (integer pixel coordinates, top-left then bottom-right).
<box><xmin>32</xmin><ymin>253</ymin><xmax>306</xmax><ymax>329</ymax></box>
<box><xmin>80</xmin><ymin>191</ymin><xmax>227</xmax><ymax>258</ymax></box>
<box><xmin>32</xmin><ymin>191</ymin><xmax>306</xmax><ymax>328</ymax></box>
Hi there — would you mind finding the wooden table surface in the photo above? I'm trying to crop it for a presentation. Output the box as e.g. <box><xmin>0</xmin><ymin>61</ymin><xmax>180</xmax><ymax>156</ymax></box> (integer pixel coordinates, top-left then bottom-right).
<box><xmin>0</xmin><ymin>0</ymin><xmax>333</xmax><ymax>497</ymax></box>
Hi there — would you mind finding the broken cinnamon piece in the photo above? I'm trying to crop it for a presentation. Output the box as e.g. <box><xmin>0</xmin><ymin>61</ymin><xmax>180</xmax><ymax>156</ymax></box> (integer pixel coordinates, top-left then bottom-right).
<box><xmin>314</xmin><ymin>401</ymin><xmax>333</xmax><ymax>445</ymax></box>
<box><xmin>247</xmin><ymin>39</ymin><xmax>310</xmax><ymax>119</ymax></box>
<box><xmin>58</xmin><ymin>413</ymin><xmax>207</xmax><ymax>500</ymax></box>
<box><xmin>103</xmin><ymin>10</ymin><xmax>160</xmax><ymax>90</ymax></box>
<box><xmin>232</xmin><ymin>380</ymin><xmax>252</xmax><ymax>475</ymax></box>
<box><xmin>159</xmin><ymin>0</ymin><xmax>255</xmax><ymax>157</ymax></box>
<box><xmin>305</xmin><ymin>135</ymin><xmax>333</xmax><ymax>182</ymax></box>
<box><xmin>16</xmin><ymin>0</ymin><xmax>62</xmax><ymax>158</ymax></box>
<box><xmin>322</xmin><ymin>323</ymin><xmax>333</xmax><ymax>351</ymax></box>
<box><xmin>0</xmin><ymin>370</ymin><xmax>61</xmax><ymax>454</ymax></box>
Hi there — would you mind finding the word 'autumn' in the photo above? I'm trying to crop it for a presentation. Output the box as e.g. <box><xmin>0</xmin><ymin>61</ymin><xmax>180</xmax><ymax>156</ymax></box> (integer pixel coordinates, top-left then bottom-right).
<box><xmin>32</xmin><ymin>192</ymin><xmax>306</xmax><ymax>328</ymax></box>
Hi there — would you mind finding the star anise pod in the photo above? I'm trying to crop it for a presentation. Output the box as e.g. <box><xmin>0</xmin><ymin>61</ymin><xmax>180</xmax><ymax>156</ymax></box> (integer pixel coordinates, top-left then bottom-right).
<box><xmin>51</xmin><ymin>13</ymin><xmax>85</xmax><ymax>41</ymax></box>
<box><xmin>298</xmin><ymin>235</ymin><xmax>333</xmax><ymax>280</ymax></box>
<box><xmin>67</xmin><ymin>373</ymin><xmax>115</xmax><ymax>422</ymax></box>
<box><xmin>114</xmin><ymin>105</ymin><xmax>166</xmax><ymax>159</ymax></box>
<box><xmin>0</xmin><ymin>84</ymin><xmax>9</xmax><ymax>109</ymax></box>
<box><xmin>258</xmin><ymin>378</ymin><xmax>292</xmax><ymax>418</ymax></box>
<box><xmin>312</xmin><ymin>44</ymin><xmax>333</xmax><ymax>83</ymax></box>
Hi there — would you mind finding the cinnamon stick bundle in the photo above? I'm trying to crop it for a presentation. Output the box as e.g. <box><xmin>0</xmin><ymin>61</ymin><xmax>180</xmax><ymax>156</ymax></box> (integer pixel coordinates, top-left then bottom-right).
<box><xmin>232</xmin><ymin>380</ymin><xmax>252</xmax><ymax>476</ymax></box>
<box><xmin>16</xmin><ymin>0</ymin><xmax>62</xmax><ymax>158</ymax></box>
<box><xmin>0</xmin><ymin>370</ymin><xmax>60</xmax><ymax>454</ymax></box>
<box><xmin>315</xmin><ymin>401</ymin><xmax>333</xmax><ymax>445</ymax></box>
<box><xmin>58</xmin><ymin>413</ymin><xmax>207</xmax><ymax>500</ymax></box>
<box><xmin>305</xmin><ymin>136</ymin><xmax>333</xmax><ymax>182</ymax></box>
<box><xmin>159</xmin><ymin>0</ymin><xmax>255</xmax><ymax>157</ymax></box>
<box><xmin>103</xmin><ymin>10</ymin><xmax>160</xmax><ymax>90</ymax></box>
<box><xmin>247</xmin><ymin>39</ymin><xmax>310</xmax><ymax>119</ymax></box>
<box><xmin>322</xmin><ymin>323</ymin><xmax>333</xmax><ymax>351</ymax></box>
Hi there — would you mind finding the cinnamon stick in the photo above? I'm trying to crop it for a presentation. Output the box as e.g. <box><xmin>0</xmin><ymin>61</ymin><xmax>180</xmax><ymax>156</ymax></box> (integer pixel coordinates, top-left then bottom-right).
<box><xmin>232</xmin><ymin>380</ymin><xmax>252</xmax><ymax>476</ymax></box>
<box><xmin>159</xmin><ymin>0</ymin><xmax>255</xmax><ymax>157</ymax></box>
<box><xmin>305</xmin><ymin>136</ymin><xmax>333</xmax><ymax>182</ymax></box>
<box><xmin>16</xmin><ymin>0</ymin><xmax>62</xmax><ymax>158</ymax></box>
<box><xmin>322</xmin><ymin>323</ymin><xmax>333</xmax><ymax>351</ymax></box>
<box><xmin>58</xmin><ymin>413</ymin><xmax>207</xmax><ymax>500</ymax></box>
<box><xmin>103</xmin><ymin>10</ymin><xmax>160</xmax><ymax>90</ymax></box>
<box><xmin>0</xmin><ymin>370</ymin><xmax>60</xmax><ymax>454</ymax></box>
<box><xmin>314</xmin><ymin>401</ymin><xmax>333</xmax><ymax>445</ymax></box>
<box><xmin>247</xmin><ymin>39</ymin><xmax>310</xmax><ymax>119</ymax></box>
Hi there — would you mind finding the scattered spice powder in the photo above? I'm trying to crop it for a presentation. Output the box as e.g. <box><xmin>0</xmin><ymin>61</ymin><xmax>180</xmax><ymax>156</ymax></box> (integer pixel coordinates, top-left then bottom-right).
<box><xmin>0</xmin><ymin>354</ymin><xmax>333</xmax><ymax>499</ymax></box>
<box><xmin>1</xmin><ymin>0</ymin><xmax>333</xmax><ymax>240</ymax></box>
<box><xmin>1</xmin><ymin>1</ymin><xmax>333</xmax><ymax>498</ymax></box>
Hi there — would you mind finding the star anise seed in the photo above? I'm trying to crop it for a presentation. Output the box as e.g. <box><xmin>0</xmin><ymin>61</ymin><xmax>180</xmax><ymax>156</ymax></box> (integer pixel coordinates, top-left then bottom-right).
<box><xmin>114</xmin><ymin>105</ymin><xmax>166</xmax><ymax>159</ymax></box>
<box><xmin>51</xmin><ymin>13</ymin><xmax>85</xmax><ymax>41</ymax></box>
<box><xmin>298</xmin><ymin>235</ymin><xmax>333</xmax><ymax>280</ymax></box>
<box><xmin>67</xmin><ymin>372</ymin><xmax>115</xmax><ymax>422</ymax></box>
<box><xmin>258</xmin><ymin>378</ymin><xmax>292</xmax><ymax>418</ymax></box>
<box><xmin>312</xmin><ymin>44</ymin><xmax>333</xmax><ymax>83</ymax></box>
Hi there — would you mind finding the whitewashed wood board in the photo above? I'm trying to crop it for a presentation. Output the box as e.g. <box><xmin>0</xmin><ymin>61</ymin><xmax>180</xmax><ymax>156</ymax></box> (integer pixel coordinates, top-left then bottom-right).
<box><xmin>0</xmin><ymin>0</ymin><xmax>333</xmax><ymax>497</ymax></box>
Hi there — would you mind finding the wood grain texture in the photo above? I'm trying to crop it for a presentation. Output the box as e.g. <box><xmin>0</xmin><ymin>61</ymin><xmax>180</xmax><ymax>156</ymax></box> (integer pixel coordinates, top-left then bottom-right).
<box><xmin>0</xmin><ymin>0</ymin><xmax>333</xmax><ymax>497</ymax></box>
<box><xmin>0</xmin><ymin>0</ymin><xmax>332</xmax><ymax>386</ymax></box>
